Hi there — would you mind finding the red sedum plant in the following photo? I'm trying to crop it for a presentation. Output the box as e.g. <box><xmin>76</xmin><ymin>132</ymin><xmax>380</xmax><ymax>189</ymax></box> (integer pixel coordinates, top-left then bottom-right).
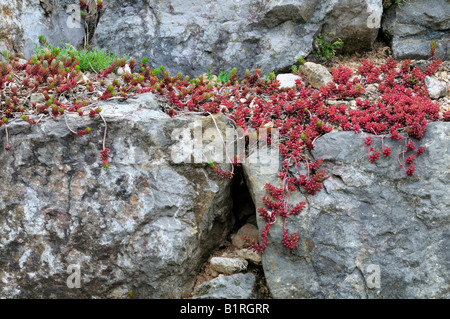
<box><xmin>0</xmin><ymin>42</ymin><xmax>446</xmax><ymax>254</ymax></box>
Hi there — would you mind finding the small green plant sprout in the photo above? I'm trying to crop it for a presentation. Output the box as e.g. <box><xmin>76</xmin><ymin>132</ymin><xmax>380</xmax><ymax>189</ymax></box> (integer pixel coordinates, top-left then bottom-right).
<box><xmin>38</xmin><ymin>35</ymin><xmax>50</xmax><ymax>47</ymax></box>
<box><xmin>430</xmin><ymin>40</ymin><xmax>437</xmax><ymax>58</ymax></box>
<box><xmin>2</xmin><ymin>49</ymin><xmax>10</xmax><ymax>60</ymax></box>
<box><xmin>229</xmin><ymin>67</ymin><xmax>238</xmax><ymax>83</ymax></box>
<box><xmin>291</xmin><ymin>57</ymin><xmax>305</xmax><ymax>74</ymax></box>
<box><xmin>152</xmin><ymin>68</ymin><xmax>160</xmax><ymax>76</ymax></box>
<box><xmin>217</xmin><ymin>70</ymin><xmax>230</xmax><ymax>84</ymax></box>
<box><xmin>315</xmin><ymin>33</ymin><xmax>344</xmax><ymax>64</ymax></box>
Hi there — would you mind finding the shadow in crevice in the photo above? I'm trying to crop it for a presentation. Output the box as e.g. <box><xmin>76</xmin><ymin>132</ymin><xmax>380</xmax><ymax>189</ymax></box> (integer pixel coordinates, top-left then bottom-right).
<box><xmin>230</xmin><ymin>166</ymin><xmax>257</xmax><ymax>234</ymax></box>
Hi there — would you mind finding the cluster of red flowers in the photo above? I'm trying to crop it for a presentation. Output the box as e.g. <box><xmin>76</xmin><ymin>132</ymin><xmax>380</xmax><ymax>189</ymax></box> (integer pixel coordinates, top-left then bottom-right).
<box><xmin>250</xmin><ymin>183</ymin><xmax>306</xmax><ymax>253</ymax></box>
<box><xmin>282</xmin><ymin>229</ymin><xmax>299</xmax><ymax>251</ymax></box>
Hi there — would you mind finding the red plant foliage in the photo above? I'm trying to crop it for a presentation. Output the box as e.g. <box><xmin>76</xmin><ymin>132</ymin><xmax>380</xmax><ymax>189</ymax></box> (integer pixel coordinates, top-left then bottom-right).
<box><xmin>0</xmin><ymin>43</ymin><xmax>445</xmax><ymax>253</ymax></box>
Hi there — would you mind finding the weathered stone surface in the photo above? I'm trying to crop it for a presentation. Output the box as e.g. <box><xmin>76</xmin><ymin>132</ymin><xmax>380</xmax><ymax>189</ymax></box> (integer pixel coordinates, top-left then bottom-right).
<box><xmin>0</xmin><ymin>0</ymin><xmax>85</xmax><ymax>59</ymax></box>
<box><xmin>232</xmin><ymin>223</ymin><xmax>259</xmax><ymax>249</ymax></box>
<box><xmin>381</xmin><ymin>0</ymin><xmax>449</xmax><ymax>60</ymax></box>
<box><xmin>92</xmin><ymin>0</ymin><xmax>382</xmax><ymax>77</ymax></box>
<box><xmin>243</xmin><ymin>122</ymin><xmax>449</xmax><ymax>298</ymax></box>
<box><xmin>236</xmin><ymin>249</ymin><xmax>262</xmax><ymax>266</ymax></box>
<box><xmin>302</xmin><ymin>62</ymin><xmax>333</xmax><ymax>89</ymax></box>
<box><xmin>425</xmin><ymin>76</ymin><xmax>448</xmax><ymax>99</ymax></box>
<box><xmin>320</xmin><ymin>0</ymin><xmax>382</xmax><ymax>53</ymax></box>
<box><xmin>210</xmin><ymin>257</ymin><xmax>248</xmax><ymax>275</ymax></box>
<box><xmin>193</xmin><ymin>273</ymin><xmax>258</xmax><ymax>299</ymax></box>
<box><xmin>0</xmin><ymin>93</ymin><xmax>234</xmax><ymax>298</ymax></box>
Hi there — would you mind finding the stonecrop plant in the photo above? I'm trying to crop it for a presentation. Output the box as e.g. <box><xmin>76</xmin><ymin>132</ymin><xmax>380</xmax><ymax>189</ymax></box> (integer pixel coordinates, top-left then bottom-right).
<box><xmin>0</xmin><ymin>33</ymin><xmax>446</xmax><ymax>254</ymax></box>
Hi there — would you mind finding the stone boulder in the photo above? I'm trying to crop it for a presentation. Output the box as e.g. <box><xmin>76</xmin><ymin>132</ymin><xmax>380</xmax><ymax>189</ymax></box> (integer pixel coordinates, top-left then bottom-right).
<box><xmin>320</xmin><ymin>0</ymin><xmax>383</xmax><ymax>53</ymax></box>
<box><xmin>276</xmin><ymin>74</ymin><xmax>302</xmax><ymax>90</ymax></box>
<box><xmin>243</xmin><ymin>122</ymin><xmax>449</xmax><ymax>298</ymax></box>
<box><xmin>92</xmin><ymin>0</ymin><xmax>382</xmax><ymax>77</ymax></box>
<box><xmin>425</xmin><ymin>76</ymin><xmax>448</xmax><ymax>99</ymax></box>
<box><xmin>381</xmin><ymin>0</ymin><xmax>449</xmax><ymax>60</ymax></box>
<box><xmin>0</xmin><ymin>93</ymin><xmax>234</xmax><ymax>298</ymax></box>
<box><xmin>302</xmin><ymin>62</ymin><xmax>333</xmax><ymax>89</ymax></box>
<box><xmin>0</xmin><ymin>0</ymin><xmax>85</xmax><ymax>59</ymax></box>
<box><xmin>210</xmin><ymin>257</ymin><xmax>248</xmax><ymax>275</ymax></box>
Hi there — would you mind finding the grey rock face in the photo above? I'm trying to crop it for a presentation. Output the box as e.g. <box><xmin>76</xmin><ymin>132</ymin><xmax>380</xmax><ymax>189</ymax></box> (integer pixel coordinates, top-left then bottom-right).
<box><xmin>193</xmin><ymin>273</ymin><xmax>258</xmax><ymax>299</ymax></box>
<box><xmin>382</xmin><ymin>0</ymin><xmax>449</xmax><ymax>60</ymax></box>
<box><xmin>0</xmin><ymin>93</ymin><xmax>234</xmax><ymax>298</ymax></box>
<box><xmin>243</xmin><ymin>122</ymin><xmax>449</xmax><ymax>298</ymax></box>
<box><xmin>320</xmin><ymin>0</ymin><xmax>382</xmax><ymax>53</ymax></box>
<box><xmin>92</xmin><ymin>0</ymin><xmax>382</xmax><ymax>77</ymax></box>
<box><xmin>0</xmin><ymin>0</ymin><xmax>85</xmax><ymax>58</ymax></box>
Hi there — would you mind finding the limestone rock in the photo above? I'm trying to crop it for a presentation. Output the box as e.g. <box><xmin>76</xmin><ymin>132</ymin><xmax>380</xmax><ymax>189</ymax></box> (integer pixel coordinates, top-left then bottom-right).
<box><xmin>320</xmin><ymin>0</ymin><xmax>382</xmax><ymax>53</ymax></box>
<box><xmin>0</xmin><ymin>0</ymin><xmax>85</xmax><ymax>58</ymax></box>
<box><xmin>236</xmin><ymin>249</ymin><xmax>262</xmax><ymax>266</ymax></box>
<box><xmin>302</xmin><ymin>62</ymin><xmax>333</xmax><ymax>89</ymax></box>
<box><xmin>0</xmin><ymin>93</ymin><xmax>234</xmax><ymax>298</ymax></box>
<box><xmin>276</xmin><ymin>74</ymin><xmax>302</xmax><ymax>90</ymax></box>
<box><xmin>92</xmin><ymin>0</ymin><xmax>382</xmax><ymax>77</ymax></box>
<box><xmin>425</xmin><ymin>76</ymin><xmax>448</xmax><ymax>99</ymax></box>
<box><xmin>381</xmin><ymin>0</ymin><xmax>449</xmax><ymax>60</ymax></box>
<box><xmin>243</xmin><ymin>122</ymin><xmax>450</xmax><ymax>298</ymax></box>
<box><xmin>210</xmin><ymin>257</ymin><xmax>248</xmax><ymax>275</ymax></box>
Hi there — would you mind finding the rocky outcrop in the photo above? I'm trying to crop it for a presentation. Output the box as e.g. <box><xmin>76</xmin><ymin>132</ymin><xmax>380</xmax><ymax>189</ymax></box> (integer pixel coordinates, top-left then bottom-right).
<box><xmin>243</xmin><ymin>122</ymin><xmax>449</xmax><ymax>298</ymax></box>
<box><xmin>0</xmin><ymin>0</ymin><xmax>85</xmax><ymax>59</ymax></box>
<box><xmin>0</xmin><ymin>93</ymin><xmax>234</xmax><ymax>298</ymax></box>
<box><xmin>320</xmin><ymin>0</ymin><xmax>382</xmax><ymax>53</ymax></box>
<box><xmin>381</xmin><ymin>0</ymin><xmax>449</xmax><ymax>60</ymax></box>
<box><xmin>92</xmin><ymin>0</ymin><xmax>383</xmax><ymax>77</ymax></box>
